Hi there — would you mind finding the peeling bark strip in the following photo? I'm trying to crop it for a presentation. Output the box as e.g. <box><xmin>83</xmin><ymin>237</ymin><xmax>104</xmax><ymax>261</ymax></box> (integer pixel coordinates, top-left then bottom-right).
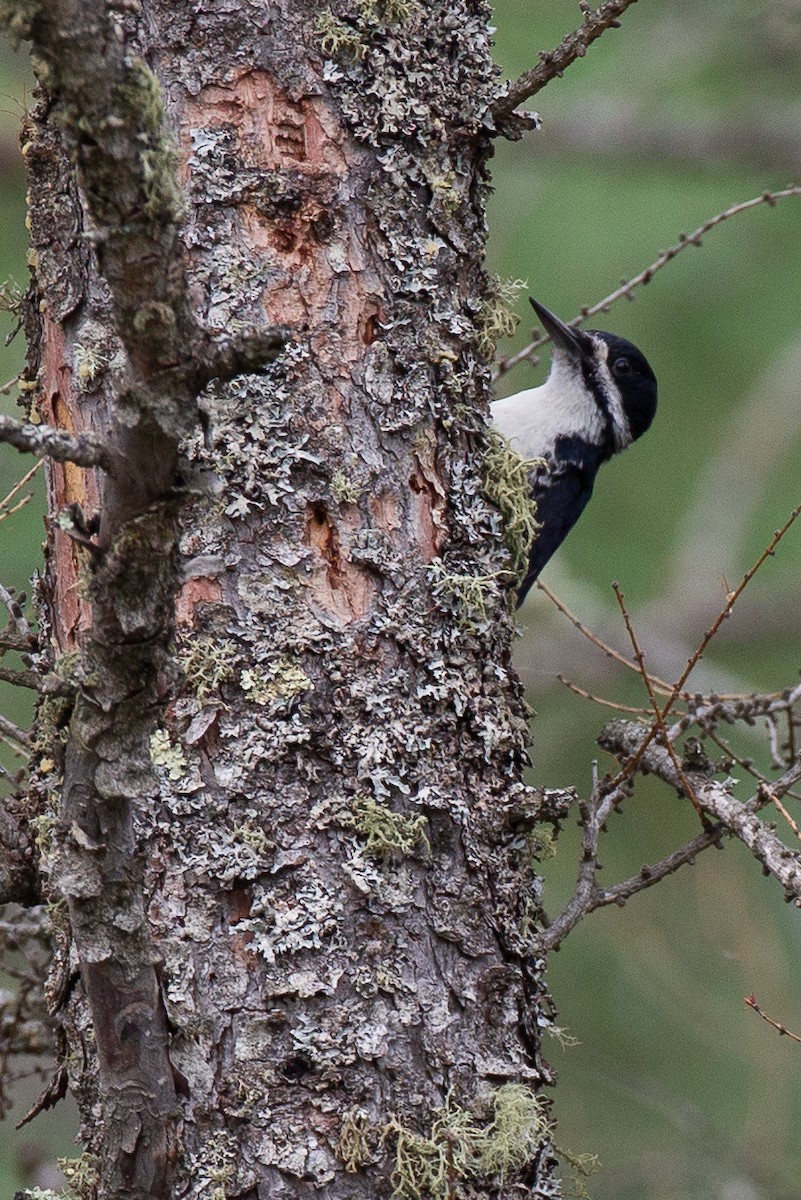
<box><xmin>19</xmin><ymin>1</ymin><xmax>560</xmax><ymax>1197</ymax></box>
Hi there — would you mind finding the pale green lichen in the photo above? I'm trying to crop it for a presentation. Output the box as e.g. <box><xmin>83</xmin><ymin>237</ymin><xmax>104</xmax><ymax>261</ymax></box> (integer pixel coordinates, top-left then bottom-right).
<box><xmin>0</xmin><ymin>277</ymin><xmax>23</xmax><ymax>314</ymax></box>
<box><xmin>342</xmin><ymin>794</ymin><xmax>430</xmax><ymax>859</ymax></box>
<box><xmin>427</xmin><ymin>169</ymin><xmax>459</xmax><ymax>217</ymax></box>
<box><xmin>477</xmin><ymin>276</ymin><xmax>528</xmax><ymax>360</ymax></box>
<box><xmin>358</xmin><ymin>0</ymin><xmax>421</xmax><ymax>22</ymax></box>
<box><xmin>181</xmin><ymin>635</ymin><xmax>237</xmax><ymax>702</ymax></box>
<box><xmin>240</xmin><ymin>656</ymin><xmax>311</xmax><ymax>705</ymax></box>
<box><xmin>482</xmin><ymin>427</ymin><xmax>540</xmax><ymax>586</ymax></box>
<box><xmin>331</xmin><ymin>469</ymin><xmax>363</xmax><ymax>504</ymax></box>
<box><xmin>190</xmin><ymin>1130</ymin><xmax>237</xmax><ymax>1200</ymax></box>
<box><xmin>428</xmin><ymin>560</ymin><xmax>503</xmax><ymax>630</ymax></box>
<box><xmin>149</xmin><ymin>728</ymin><xmax>187</xmax><ymax>780</ymax></box>
<box><xmin>557</xmin><ymin>1145</ymin><xmax>601</xmax><ymax>1199</ymax></box>
<box><xmin>57</xmin><ymin>1153</ymin><xmax>100</xmax><ymax>1200</ymax></box>
<box><xmin>231</xmin><ymin>820</ymin><xmax>272</xmax><ymax>855</ymax></box>
<box><xmin>73</xmin><ymin>342</ymin><xmax>107</xmax><ymax>390</ymax></box>
<box><xmin>383</xmin><ymin>1085</ymin><xmax>547</xmax><ymax>1199</ymax></box>
<box><xmin>115</xmin><ymin>59</ymin><xmax>182</xmax><ymax>221</ymax></box>
<box><xmin>315</xmin><ymin>11</ymin><xmax>368</xmax><ymax>59</ymax></box>
<box><xmin>339</xmin><ymin>1108</ymin><xmax>373</xmax><ymax>1172</ymax></box>
<box><xmin>529</xmin><ymin>822</ymin><xmax>558</xmax><ymax>861</ymax></box>
<box><xmin>546</xmin><ymin>1023</ymin><xmax>580</xmax><ymax>1049</ymax></box>
<box><xmin>475</xmin><ymin>1083</ymin><xmax>549</xmax><ymax>1179</ymax></box>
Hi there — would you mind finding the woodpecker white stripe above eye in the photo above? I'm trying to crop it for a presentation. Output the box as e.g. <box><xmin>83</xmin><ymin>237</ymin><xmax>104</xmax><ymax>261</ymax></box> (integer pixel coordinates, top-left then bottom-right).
<box><xmin>588</xmin><ymin>338</ymin><xmax>634</xmax><ymax>453</ymax></box>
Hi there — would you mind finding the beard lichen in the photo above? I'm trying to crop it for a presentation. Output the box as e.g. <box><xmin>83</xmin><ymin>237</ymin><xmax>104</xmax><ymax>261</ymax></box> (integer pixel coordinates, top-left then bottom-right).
<box><xmin>381</xmin><ymin>1084</ymin><xmax>550</xmax><ymax>1199</ymax></box>
<box><xmin>481</xmin><ymin>427</ymin><xmax>540</xmax><ymax>588</ymax></box>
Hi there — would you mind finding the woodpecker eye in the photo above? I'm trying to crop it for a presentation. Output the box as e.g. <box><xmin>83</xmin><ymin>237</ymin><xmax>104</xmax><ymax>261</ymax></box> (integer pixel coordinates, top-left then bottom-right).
<box><xmin>613</xmin><ymin>357</ymin><xmax>632</xmax><ymax>375</ymax></box>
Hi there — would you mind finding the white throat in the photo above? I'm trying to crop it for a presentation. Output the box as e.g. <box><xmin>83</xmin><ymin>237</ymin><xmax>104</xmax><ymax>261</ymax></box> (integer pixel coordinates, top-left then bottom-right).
<box><xmin>490</xmin><ymin>344</ymin><xmax>632</xmax><ymax>461</ymax></box>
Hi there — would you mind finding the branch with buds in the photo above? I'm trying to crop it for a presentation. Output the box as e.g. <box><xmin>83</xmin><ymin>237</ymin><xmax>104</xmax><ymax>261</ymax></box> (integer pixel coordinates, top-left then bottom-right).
<box><xmin>535</xmin><ymin>501</ymin><xmax>801</xmax><ymax>950</ymax></box>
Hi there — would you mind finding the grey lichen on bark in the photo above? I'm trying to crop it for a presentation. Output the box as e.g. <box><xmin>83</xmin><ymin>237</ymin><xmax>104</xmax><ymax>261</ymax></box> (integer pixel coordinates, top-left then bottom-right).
<box><xmin>12</xmin><ymin>0</ymin><xmax>566</xmax><ymax>1197</ymax></box>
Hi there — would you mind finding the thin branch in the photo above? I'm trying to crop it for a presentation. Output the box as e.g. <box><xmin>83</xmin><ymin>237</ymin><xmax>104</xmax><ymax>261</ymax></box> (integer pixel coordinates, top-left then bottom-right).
<box><xmin>612</xmin><ymin>582</ymin><xmax>705</xmax><ymax>819</ymax></box>
<box><xmin>495</xmin><ymin>187</ymin><xmax>801</xmax><ymax>380</ymax></box>
<box><xmin>609</xmin><ymin>501</ymin><xmax>801</xmax><ymax>791</ymax></box>
<box><xmin>0</xmin><ymin>489</ymin><xmax>34</xmax><ymax>523</ymax></box>
<box><xmin>666</xmin><ymin>681</ymin><xmax>801</xmax><ymax>743</ymax></box>
<box><xmin>0</xmin><ymin>663</ymin><xmax>70</xmax><ymax>695</ymax></box>
<box><xmin>537</xmin><ymin>579</ymin><xmax>676</xmax><ymax>694</ymax></box>
<box><xmin>0</xmin><ymin>374</ymin><xmax>21</xmax><ymax>395</ymax></box>
<box><xmin>769</xmin><ymin>792</ymin><xmax>801</xmax><ymax>844</ymax></box>
<box><xmin>704</xmin><ymin>726</ymin><xmax>801</xmax><ymax>804</ymax></box>
<box><xmin>744</xmin><ymin>995</ymin><xmax>801</xmax><ymax>1045</ymax></box>
<box><xmin>556</xmin><ymin>673</ymin><xmax>652</xmax><ymax>715</ymax></box>
<box><xmin>0</xmin><ymin>582</ymin><xmax>30</xmax><ymax>639</ymax></box>
<box><xmin>0</xmin><ymin>714</ymin><xmax>30</xmax><ymax>749</ymax></box>
<box><xmin>491</xmin><ymin>0</ymin><xmax>640</xmax><ymax>132</ymax></box>
<box><xmin>599</xmin><ymin>719</ymin><xmax>801</xmax><ymax>901</ymax></box>
<box><xmin>590</xmin><ymin>822</ymin><xmax>726</xmax><ymax>912</ymax></box>
<box><xmin>0</xmin><ymin>413</ymin><xmax>114</xmax><ymax>471</ymax></box>
<box><xmin>0</xmin><ymin>458</ymin><xmax>42</xmax><ymax>513</ymax></box>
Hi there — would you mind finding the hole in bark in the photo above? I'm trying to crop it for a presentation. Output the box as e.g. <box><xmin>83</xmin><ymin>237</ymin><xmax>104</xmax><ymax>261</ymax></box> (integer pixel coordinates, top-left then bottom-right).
<box><xmin>272</xmin><ymin>227</ymin><xmax>297</xmax><ymax>254</ymax></box>
<box><xmin>281</xmin><ymin>1053</ymin><xmax>312</xmax><ymax>1080</ymax></box>
<box><xmin>311</xmin><ymin>210</ymin><xmax>334</xmax><ymax>242</ymax></box>
<box><xmin>363</xmin><ymin>313</ymin><xmax>381</xmax><ymax>345</ymax></box>
<box><xmin>306</xmin><ymin>502</ymin><xmax>342</xmax><ymax>580</ymax></box>
<box><xmin>275</xmin><ymin>121</ymin><xmax>305</xmax><ymax>161</ymax></box>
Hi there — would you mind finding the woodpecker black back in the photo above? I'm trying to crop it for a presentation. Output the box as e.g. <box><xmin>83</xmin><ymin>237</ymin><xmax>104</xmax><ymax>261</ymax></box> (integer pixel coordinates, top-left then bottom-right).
<box><xmin>490</xmin><ymin>299</ymin><xmax>657</xmax><ymax>603</ymax></box>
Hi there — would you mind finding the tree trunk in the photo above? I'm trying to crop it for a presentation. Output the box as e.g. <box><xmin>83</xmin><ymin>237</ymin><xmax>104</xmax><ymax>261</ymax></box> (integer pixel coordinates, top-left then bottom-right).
<box><xmin>19</xmin><ymin>1</ymin><xmax>561</xmax><ymax>1196</ymax></box>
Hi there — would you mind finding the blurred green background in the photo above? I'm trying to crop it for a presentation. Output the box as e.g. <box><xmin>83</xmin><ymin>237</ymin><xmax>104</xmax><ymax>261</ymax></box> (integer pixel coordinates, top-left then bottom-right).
<box><xmin>1</xmin><ymin>2</ymin><xmax>801</xmax><ymax>1195</ymax></box>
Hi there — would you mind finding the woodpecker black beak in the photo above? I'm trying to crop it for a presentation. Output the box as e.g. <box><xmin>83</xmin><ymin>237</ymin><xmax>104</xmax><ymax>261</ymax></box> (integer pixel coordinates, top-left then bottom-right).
<box><xmin>530</xmin><ymin>298</ymin><xmax>594</xmax><ymax>365</ymax></box>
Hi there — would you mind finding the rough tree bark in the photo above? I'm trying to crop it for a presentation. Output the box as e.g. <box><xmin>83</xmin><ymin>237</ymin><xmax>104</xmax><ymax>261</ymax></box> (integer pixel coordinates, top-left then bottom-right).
<box><xmin>7</xmin><ymin>1</ymin><xmax>564</xmax><ymax>1197</ymax></box>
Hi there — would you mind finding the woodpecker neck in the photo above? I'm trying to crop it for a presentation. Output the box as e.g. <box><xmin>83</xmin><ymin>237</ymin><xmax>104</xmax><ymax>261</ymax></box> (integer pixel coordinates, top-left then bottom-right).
<box><xmin>491</xmin><ymin>348</ymin><xmax>630</xmax><ymax>464</ymax></box>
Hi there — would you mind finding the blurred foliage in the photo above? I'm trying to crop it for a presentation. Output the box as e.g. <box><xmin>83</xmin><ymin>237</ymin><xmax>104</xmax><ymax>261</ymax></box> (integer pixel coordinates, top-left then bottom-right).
<box><xmin>0</xmin><ymin>2</ymin><xmax>800</xmax><ymax>1196</ymax></box>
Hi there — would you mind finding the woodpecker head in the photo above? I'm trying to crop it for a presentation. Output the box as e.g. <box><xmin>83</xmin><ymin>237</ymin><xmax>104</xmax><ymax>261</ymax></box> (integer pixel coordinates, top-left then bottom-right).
<box><xmin>531</xmin><ymin>298</ymin><xmax>657</xmax><ymax>460</ymax></box>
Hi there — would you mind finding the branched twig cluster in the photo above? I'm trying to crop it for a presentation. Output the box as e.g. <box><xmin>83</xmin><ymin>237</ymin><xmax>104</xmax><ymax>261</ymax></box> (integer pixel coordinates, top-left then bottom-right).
<box><xmin>495</xmin><ymin>188</ymin><xmax>801</xmax><ymax>380</ymax></box>
<box><xmin>536</xmin><ymin>502</ymin><xmax>801</xmax><ymax>951</ymax></box>
<box><xmin>491</xmin><ymin>0</ymin><xmax>640</xmax><ymax>136</ymax></box>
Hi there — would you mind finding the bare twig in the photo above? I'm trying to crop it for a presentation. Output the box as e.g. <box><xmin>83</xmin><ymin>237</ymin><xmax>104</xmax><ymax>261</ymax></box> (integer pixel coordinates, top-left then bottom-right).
<box><xmin>0</xmin><ymin>663</ymin><xmax>69</xmax><ymax>695</ymax></box>
<box><xmin>491</xmin><ymin>0</ymin><xmax>640</xmax><ymax>131</ymax></box>
<box><xmin>612</xmin><ymin>582</ymin><xmax>705</xmax><ymax>819</ymax></box>
<box><xmin>0</xmin><ymin>413</ymin><xmax>114</xmax><ymax>471</ymax></box>
<box><xmin>609</xmin><ymin>502</ymin><xmax>801</xmax><ymax>790</ymax></box>
<box><xmin>556</xmin><ymin>673</ymin><xmax>652</xmax><ymax>715</ymax></box>
<box><xmin>666</xmin><ymin>683</ymin><xmax>801</xmax><ymax>747</ymax></box>
<box><xmin>0</xmin><ymin>459</ymin><xmax>42</xmax><ymax>514</ymax></box>
<box><xmin>537</xmin><ymin>579</ymin><xmax>676</xmax><ymax>694</ymax></box>
<box><xmin>704</xmin><ymin>726</ymin><xmax>801</xmax><ymax>805</ymax></box>
<box><xmin>0</xmin><ymin>714</ymin><xmax>30</xmax><ymax>750</ymax></box>
<box><xmin>496</xmin><ymin>187</ymin><xmax>801</xmax><ymax>379</ymax></box>
<box><xmin>744</xmin><ymin>995</ymin><xmax>801</xmax><ymax>1045</ymax></box>
<box><xmin>591</xmin><ymin>823</ymin><xmax>726</xmax><ymax>912</ymax></box>
<box><xmin>0</xmin><ymin>490</ymin><xmax>34</xmax><ymax>523</ymax></box>
<box><xmin>0</xmin><ymin>374</ymin><xmax>21</xmax><ymax>396</ymax></box>
<box><xmin>769</xmin><ymin>793</ymin><xmax>801</xmax><ymax>844</ymax></box>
